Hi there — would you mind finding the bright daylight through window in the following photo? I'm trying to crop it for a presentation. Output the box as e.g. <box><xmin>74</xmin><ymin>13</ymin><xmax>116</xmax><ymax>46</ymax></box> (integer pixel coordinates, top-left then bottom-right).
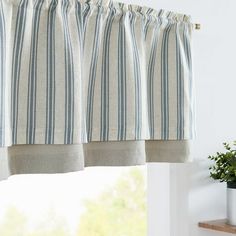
<box><xmin>0</xmin><ymin>167</ymin><xmax>146</xmax><ymax>236</ymax></box>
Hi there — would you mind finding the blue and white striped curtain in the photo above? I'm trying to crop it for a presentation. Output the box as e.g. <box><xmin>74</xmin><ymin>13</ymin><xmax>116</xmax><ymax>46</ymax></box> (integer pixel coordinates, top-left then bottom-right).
<box><xmin>0</xmin><ymin>0</ymin><xmax>195</xmax><ymax>176</ymax></box>
<box><xmin>0</xmin><ymin>0</ymin><xmax>195</xmax><ymax>146</ymax></box>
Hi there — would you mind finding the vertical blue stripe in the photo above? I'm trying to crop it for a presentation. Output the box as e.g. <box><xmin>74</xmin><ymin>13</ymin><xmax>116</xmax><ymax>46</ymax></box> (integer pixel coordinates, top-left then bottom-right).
<box><xmin>161</xmin><ymin>20</ymin><xmax>172</xmax><ymax>140</ymax></box>
<box><xmin>86</xmin><ymin>5</ymin><xmax>103</xmax><ymax>141</ymax></box>
<box><xmin>45</xmin><ymin>0</ymin><xmax>57</xmax><ymax>144</ymax></box>
<box><xmin>11</xmin><ymin>0</ymin><xmax>28</xmax><ymax>144</ymax></box>
<box><xmin>100</xmin><ymin>7</ymin><xmax>115</xmax><ymax>141</ymax></box>
<box><xmin>61</xmin><ymin>0</ymin><xmax>75</xmax><ymax>144</ymax></box>
<box><xmin>27</xmin><ymin>0</ymin><xmax>44</xmax><ymax>144</ymax></box>
<box><xmin>0</xmin><ymin>0</ymin><xmax>6</xmax><ymax>146</ymax></box>
<box><xmin>117</xmin><ymin>12</ymin><xmax>127</xmax><ymax>141</ymax></box>
<box><xmin>147</xmin><ymin>19</ymin><xmax>160</xmax><ymax>139</ymax></box>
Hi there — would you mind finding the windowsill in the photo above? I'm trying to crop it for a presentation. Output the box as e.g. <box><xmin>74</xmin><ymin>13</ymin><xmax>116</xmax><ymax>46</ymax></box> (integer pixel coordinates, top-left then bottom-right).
<box><xmin>198</xmin><ymin>219</ymin><xmax>236</xmax><ymax>234</ymax></box>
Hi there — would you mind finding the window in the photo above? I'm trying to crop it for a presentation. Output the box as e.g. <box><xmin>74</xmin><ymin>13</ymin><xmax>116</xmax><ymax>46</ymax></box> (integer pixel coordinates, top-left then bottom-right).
<box><xmin>0</xmin><ymin>166</ymin><xmax>146</xmax><ymax>236</ymax></box>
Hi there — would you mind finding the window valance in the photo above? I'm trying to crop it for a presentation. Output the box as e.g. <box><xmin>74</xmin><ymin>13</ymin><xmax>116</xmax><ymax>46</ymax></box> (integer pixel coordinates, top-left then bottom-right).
<box><xmin>0</xmin><ymin>0</ymin><xmax>195</xmax><ymax>147</ymax></box>
<box><xmin>0</xmin><ymin>0</ymin><xmax>195</xmax><ymax>178</ymax></box>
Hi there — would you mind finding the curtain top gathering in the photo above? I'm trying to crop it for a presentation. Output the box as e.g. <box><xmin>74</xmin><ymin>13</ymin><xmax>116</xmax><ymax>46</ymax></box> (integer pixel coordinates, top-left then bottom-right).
<box><xmin>0</xmin><ymin>0</ymin><xmax>195</xmax><ymax>147</ymax></box>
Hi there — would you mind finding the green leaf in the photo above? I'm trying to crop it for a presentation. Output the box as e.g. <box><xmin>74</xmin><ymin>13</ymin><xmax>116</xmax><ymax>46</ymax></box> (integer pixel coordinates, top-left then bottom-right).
<box><xmin>208</xmin><ymin>141</ymin><xmax>236</xmax><ymax>183</ymax></box>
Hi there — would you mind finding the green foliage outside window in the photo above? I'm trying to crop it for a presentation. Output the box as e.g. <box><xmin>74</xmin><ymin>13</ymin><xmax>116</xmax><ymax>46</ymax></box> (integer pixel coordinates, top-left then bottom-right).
<box><xmin>0</xmin><ymin>168</ymin><xmax>146</xmax><ymax>236</ymax></box>
<box><xmin>77</xmin><ymin>168</ymin><xmax>146</xmax><ymax>236</ymax></box>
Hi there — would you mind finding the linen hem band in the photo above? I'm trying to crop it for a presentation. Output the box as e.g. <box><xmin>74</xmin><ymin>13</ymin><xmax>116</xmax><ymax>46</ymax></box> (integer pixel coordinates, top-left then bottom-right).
<box><xmin>2</xmin><ymin>140</ymin><xmax>191</xmax><ymax>177</ymax></box>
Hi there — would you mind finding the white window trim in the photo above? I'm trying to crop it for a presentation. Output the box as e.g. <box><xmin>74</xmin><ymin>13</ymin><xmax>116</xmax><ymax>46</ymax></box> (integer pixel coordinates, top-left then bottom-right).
<box><xmin>147</xmin><ymin>163</ymin><xmax>191</xmax><ymax>236</ymax></box>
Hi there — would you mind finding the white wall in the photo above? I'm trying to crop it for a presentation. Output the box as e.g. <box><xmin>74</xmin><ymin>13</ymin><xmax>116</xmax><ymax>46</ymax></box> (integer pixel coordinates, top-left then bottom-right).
<box><xmin>122</xmin><ymin>0</ymin><xmax>236</xmax><ymax>235</ymax></box>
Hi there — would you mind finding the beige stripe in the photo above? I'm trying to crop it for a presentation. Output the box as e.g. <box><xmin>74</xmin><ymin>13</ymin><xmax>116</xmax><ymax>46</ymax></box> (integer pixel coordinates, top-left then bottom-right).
<box><xmin>91</xmin><ymin>13</ymin><xmax>105</xmax><ymax>141</ymax></box>
<box><xmin>168</xmin><ymin>24</ymin><xmax>178</xmax><ymax>139</ymax></box>
<box><xmin>134</xmin><ymin>15</ymin><xmax>149</xmax><ymax>139</ymax></box>
<box><xmin>68</xmin><ymin>8</ymin><xmax>82</xmax><ymax>143</ymax></box>
<box><xmin>35</xmin><ymin>10</ymin><xmax>47</xmax><ymax>144</ymax></box>
<box><xmin>181</xmin><ymin>23</ymin><xmax>191</xmax><ymax>138</ymax></box>
<box><xmin>124</xmin><ymin>13</ymin><xmax>136</xmax><ymax>138</ymax></box>
<box><xmin>153</xmin><ymin>23</ymin><xmax>164</xmax><ymax>139</ymax></box>
<box><xmin>54</xmin><ymin>12</ymin><xmax>66</xmax><ymax>144</ymax></box>
<box><xmin>17</xmin><ymin>8</ymin><xmax>33</xmax><ymax>144</ymax></box>
<box><xmin>108</xmin><ymin>14</ymin><xmax>119</xmax><ymax>139</ymax></box>
<box><xmin>82</xmin><ymin>7</ymin><xmax>95</xmax><ymax>140</ymax></box>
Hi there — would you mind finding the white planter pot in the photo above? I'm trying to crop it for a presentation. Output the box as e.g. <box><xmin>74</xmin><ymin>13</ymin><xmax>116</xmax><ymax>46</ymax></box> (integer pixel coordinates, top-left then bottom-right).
<box><xmin>227</xmin><ymin>182</ymin><xmax>236</xmax><ymax>226</ymax></box>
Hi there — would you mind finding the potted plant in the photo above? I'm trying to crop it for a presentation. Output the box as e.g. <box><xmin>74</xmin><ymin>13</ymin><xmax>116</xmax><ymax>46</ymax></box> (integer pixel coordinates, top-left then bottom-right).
<box><xmin>208</xmin><ymin>142</ymin><xmax>236</xmax><ymax>226</ymax></box>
